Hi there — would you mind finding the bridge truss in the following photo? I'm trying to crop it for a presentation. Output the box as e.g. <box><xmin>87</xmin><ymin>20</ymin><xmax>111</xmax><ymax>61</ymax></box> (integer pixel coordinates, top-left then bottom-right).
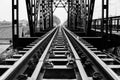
<box><xmin>12</xmin><ymin>0</ymin><xmax>111</xmax><ymax>48</ymax></box>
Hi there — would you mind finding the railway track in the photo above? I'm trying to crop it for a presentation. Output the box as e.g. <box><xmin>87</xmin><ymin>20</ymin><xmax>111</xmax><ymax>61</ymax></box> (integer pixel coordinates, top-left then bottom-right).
<box><xmin>0</xmin><ymin>26</ymin><xmax>120</xmax><ymax>80</ymax></box>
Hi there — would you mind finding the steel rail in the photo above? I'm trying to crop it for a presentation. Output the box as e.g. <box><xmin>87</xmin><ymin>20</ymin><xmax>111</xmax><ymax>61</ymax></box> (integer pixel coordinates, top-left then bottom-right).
<box><xmin>62</xmin><ymin>27</ymin><xmax>89</xmax><ymax>80</ymax></box>
<box><xmin>30</xmin><ymin>27</ymin><xmax>59</xmax><ymax>80</ymax></box>
<box><xmin>29</xmin><ymin>26</ymin><xmax>89</xmax><ymax>80</ymax></box>
<box><xmin>0</xmin><ymin>27</ymin><xmax>57</xmax><ymax>80</ymax></box>
<box><xmin>64</xmin><ymin>27</ymin><xmax>120</xmax><ymax>80</ymax></box>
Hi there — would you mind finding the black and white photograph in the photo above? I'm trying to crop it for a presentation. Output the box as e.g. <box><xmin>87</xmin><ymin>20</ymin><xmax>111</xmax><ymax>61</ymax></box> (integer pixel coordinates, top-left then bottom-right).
<box><xmin>0</xmin><ymin>0</ymin><xmax>120</xmax><ymax>80</ymax></box>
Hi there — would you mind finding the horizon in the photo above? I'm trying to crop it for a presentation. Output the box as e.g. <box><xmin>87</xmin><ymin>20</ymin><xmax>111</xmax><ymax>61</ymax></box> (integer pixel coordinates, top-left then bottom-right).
<box><xmin>0</xmin><ymin>0</ymin><xmax>120</xmax><ymax>24</ymax></box>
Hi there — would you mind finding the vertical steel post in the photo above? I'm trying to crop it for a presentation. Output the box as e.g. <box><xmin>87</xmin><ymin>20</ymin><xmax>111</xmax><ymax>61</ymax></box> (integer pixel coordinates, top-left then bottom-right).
<box><xmin>106</xmin><ymin>0</ymin><xmax>109</xmax><ymax>34</ymax></box>
<box><xmin>12</xmin><ymin>0</ymin><xmax>19</xmax><ymax>48</ymax></box>
<box><xmin>67</xmin><ymin>0</ymin><xmax>70</xmax><ymax>28</ymax></box>
<box><xmin>102</xmin><ymin>0</ymin><xmax>109</xmax><ymax>36</ymax></box>
<box><xmin>48</xmin><ymin>0</ymin><xmax>51</xmax><ymax>28</ymax></box>
<box><xmin>42</xmin><ymin>0</ymin><xmax>46</xmax><ymax>30</ymax></box>
<box><xmin>26</xmin><ymin>0</ymin><xmax>34</xmax><ymax>37</ymax></box>
<box><xmin>32</xmin><ymin>0</ymin><xmax>35</xmax><ymax>33</ymax></box>
<box><xmin>51</xmin><ymin>0</ymin><xmax>53</xmax><ymax>28</ymax></box>
<box><xmin>44</xmin><ymin>15</ymin><xmax>46</xmax><ymax>30</ymax></box>
<box><xmin>101</xmin><ymin>0</ymin><xmax>104</xmax><ymax>35</ymax></box>
<box><xmin>75</xmin><ymin>0</ymin><xmax>79</xmax><ymax>29</ymax></box>
<box><xmin>39</xmin><ymin>0</ymin><xmax>43</xmax><ymax>31</ymax></box>
<box><xmin>109</xmin><ymin>18</ymin><xmax>112</xmax><ymax>35</ymax></box>
<box><xmin>117</xmin><ymin>19</ymin><xmax>119</xmax><ymax>32</ymax></box>
<box><xmin>87</xmin><ymin>0</ymin><xmax>95</xmax><ymax>35</ymax></box>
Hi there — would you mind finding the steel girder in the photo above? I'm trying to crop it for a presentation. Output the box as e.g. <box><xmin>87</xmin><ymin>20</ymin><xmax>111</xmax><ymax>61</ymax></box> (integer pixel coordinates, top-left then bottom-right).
<box><xmin>26</xmin><ymin>0</ymin><xmax>53</xmax><ymax>35</ymax></box>
<box><xmin>25</xmin><ymin>0</ymin><xmax>96</xmax><ymax>35</ymax></box>
<box><xmin>12</xmin><ymin>0</ymin><xmax>96</xmax><ymax>38</ymax></box>
<box><xmin>26</xmin><ymin>0</ymin><xmax>35</xmax><ymax>37</ymax></box>
<box><xmin>39</xmin><ymin>0</ymin><xmax>53</xmax><ymax>31</ymax></box>
<box><xmin>53</xmin><ymin>0</ymin><xmax>68</xmax><ymax>12</ymax></box>
<box><xmin>68</xmin><ymin>0</ymin><xmax>81</xmax><ymax>29</ymax></box>
<box><xmin>67</xmin><ymin>0</ymin><xmax>95</xmax><ymax>34</ymax></box>
<box><xmin>12</xmin><ymin>0</ymin><xmax>53</xmax><ymax>48</ymax></box>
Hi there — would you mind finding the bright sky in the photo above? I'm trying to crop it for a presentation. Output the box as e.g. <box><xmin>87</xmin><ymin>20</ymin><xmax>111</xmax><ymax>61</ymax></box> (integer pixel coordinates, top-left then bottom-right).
<box><xmin>53</xmin><ymin>8</ymin><xmax>67</xmax><ymax>24</ymax></box>
<box><xmin>0</xmin><ymin>0</ymin><xmax>120</xmax><ymax>24</ymax></box>
<box><xmin>0</xmin><ymin>0</ymin><xmax>27</xmax><ymax>21</ymax></box>
<box><xmin>93</xmin><ymin>0</ymin><xmax>120</xmax><ymax>19</ymax></box>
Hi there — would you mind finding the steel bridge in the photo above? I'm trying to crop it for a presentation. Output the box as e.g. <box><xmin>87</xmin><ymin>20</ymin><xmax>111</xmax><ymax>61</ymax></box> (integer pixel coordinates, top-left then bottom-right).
<box><xmin>1</xmin><ymin>0</ymin><xmax>120</xmax><ymax>80</ymax></box>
